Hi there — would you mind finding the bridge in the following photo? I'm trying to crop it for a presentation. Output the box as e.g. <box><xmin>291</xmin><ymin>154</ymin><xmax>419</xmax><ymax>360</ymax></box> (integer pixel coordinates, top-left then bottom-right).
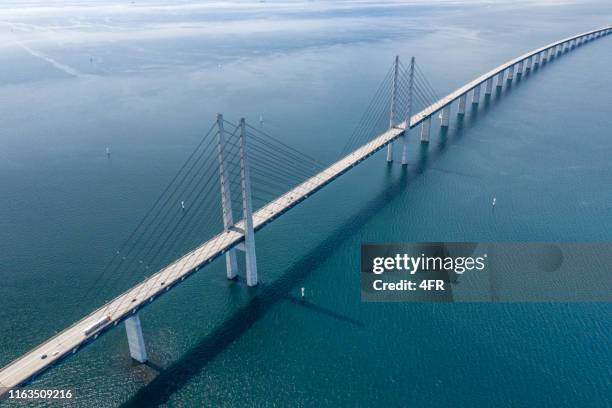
<box><xmin>1</xmin><ymin>25</ymin><xmax>610</xmax><ymax>397</ymax></box>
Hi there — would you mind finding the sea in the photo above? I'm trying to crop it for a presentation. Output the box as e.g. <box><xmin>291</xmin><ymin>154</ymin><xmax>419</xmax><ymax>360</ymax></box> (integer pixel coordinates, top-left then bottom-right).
<box><xmin>0</xmin><ymin>1</ymin><xmax>610</xmax><ymax>406</ymax></box>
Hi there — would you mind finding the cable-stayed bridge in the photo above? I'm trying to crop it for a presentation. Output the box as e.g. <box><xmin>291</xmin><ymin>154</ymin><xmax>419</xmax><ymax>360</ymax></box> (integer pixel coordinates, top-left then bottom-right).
<box><xmin>0</xmin><ymin>26</ymin><xmax>610</xmax><ymax>396</ymax></box>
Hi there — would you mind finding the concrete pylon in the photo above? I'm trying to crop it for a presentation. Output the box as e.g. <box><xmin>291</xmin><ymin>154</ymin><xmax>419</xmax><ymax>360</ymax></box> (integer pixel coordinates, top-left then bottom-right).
<box><xmin>125</xmin><ymin>314</ymin><xmax>147</xmax><ymax>363</ymax></box>
<box><xmin>401</xmin><ymin>56</ymin><xmax>415</xmax><ymax>165</ymax></box>
<box><xmin>387</xmin><ymin>55</ymin><xmax>399</xmax><ymax>162</ymax></box>
<box><xmin>216</xmin><ymin>113</ymin><xmax>239</xmax><ymax>280</ymax></box>
<box><xmin>238</xmin><ymin>118</ymin><xmax>258</xmax><ymax>287</ymax></box>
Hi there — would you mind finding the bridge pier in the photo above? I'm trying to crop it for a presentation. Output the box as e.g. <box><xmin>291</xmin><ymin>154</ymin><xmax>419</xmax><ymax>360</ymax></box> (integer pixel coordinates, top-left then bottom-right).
<box><xmin>507</xmin><ymin>66</ymin><xmax>514</xmax><ymax>81</ymax></box>
<box><xmin>420</xmin><ymin>117</ymin><xmax>430</xmax><ymax>143</ymax></box>
<box><xmin>516</xmin><ymin>61</ymin><xmax>523</xmax><ymax>77</ymax></box>
<box><xmin>216</xmin><ymin>114</ymin><xmax>239</xmax><ymax>280</ymax></box>
<box><xmin>238</xmin><ymin>118</ymin><xmax>258</xmax><ymax>286</ymax></box>
<box><xmin>496</xmin><ymin>71</ymin><xmax>504</xmax><ymax>88</ymax></box>
<box><xmin>526</xmin><ymin>56</ymin><xmax>532</xmax><ymax>71</ymax></box>
<box><xmin>440</xmin><ymin>105</ymin><xmax>450</xmax><ymax>127</ymax></box>
<box><xmin>472</xmin><ymin>84</ymin><xmax>481</xmax><ymax>104</ymax></box>
<box><xmin>534</xmin><ymin>53</ymin><xmax>540</xmax><ymax>67</ymax></box>
<box><xmin>485</xmin><ymin>78</ymin><xmax>493</xmax><ymax>95</ymax></box>
<box><xmin>457</xmin><ymin>94</ymin><xmax>466</xmax><ymax>116</ymax></box>
<box><xmin>125</xmin><ymin>315</ymin><xmax>147</xmax><ymax>363</ymax></box>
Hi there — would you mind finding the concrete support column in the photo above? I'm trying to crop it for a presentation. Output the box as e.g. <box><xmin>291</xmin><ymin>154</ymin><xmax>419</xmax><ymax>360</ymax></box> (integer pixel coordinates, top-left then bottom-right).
<box><xmin>401</xmin><ymin>56</ymin><xmax>415</xmax><ymax>165</ymax></box>
<box><xmin>507</xmin><ymin>66</ymin><xmax>514</xmax><ymax>80</ymax></box>
<box><xmin>534</xmin><ymin>53</ymin><xmax>540</xmax><ymax>67</ymax></box>
<box><xmin>238</xmin><ymin>119</ymin><xmax>258</xmax><ymax>287</ymax></box>
<box><xmin>458</xmin><ymin>94</ymin><xmax>466</xmax><ymax>115</ymax></box>
<box><xmin>472</xmin><ymin>84</ymin><xmax>481</xmax><ymax>104</ymax></box>
<box><xmin>526</xmin><ymin>56</ymin><xmax>532</xmax><ymax>71</ymax></box>
<box><xmin>420</xmin><ymin>117</ymin><xmax>431</xmax><ymax>143</ymax></box>
<box><xmin>216</xmin><ymin>113</ymin><xmax>238</xmax><ymax>280</ymax></box>
<box><xmin>125</xmin><ymin>315</ymin><xmax>147</xmax><ymax>363</ymax></box>
<box><xmin>440</xmin><ymin>106</ymin><xmax>450</xmax><ymax>128</ymax></box>
<box><xmin>516</xmin><ymin>61</ymin><xmax>523</xmax><ymax>77</ymax></box>
<box><xmin>541</xmin><ymin>50</ymin><xmax>547</xmax><ymax>64</ymax></box>
<box><xmin>386</xmin><ymin>55</ymin><xmax>399</xmax><ymax>163</ymax></box>
<box><xmin>496</xmin><ymin>71</ymin><xmax>504</xmax><ymax>88</ymax></box>
<box><xmin>485</xmin><ymin>78</ymin><xmax>493</xmax><ymax>95</ymax></box>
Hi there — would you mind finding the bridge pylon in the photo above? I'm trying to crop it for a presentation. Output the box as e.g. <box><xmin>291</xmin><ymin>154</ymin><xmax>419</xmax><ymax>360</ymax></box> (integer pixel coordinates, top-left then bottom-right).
<box><xmin>237</xmin><ymin>118</ymin><xmax>258</xmax><ymax>286</ymax></box>
<box><xmin>215</xmin><ymin>115</ymin><xmax>258</xmax><ymax>286</ymax></box>
<box><xmin>216</xmin><ymin>113</ymin><xmax>239</xmax><ymax>280</ymax></box>
<box><xmin>401</xmin><ymin>56</ymin><xmax>415</xmax><ymax>165</ymax></box>
<box><xmin>386</xmin><ymin>55</ymin><xmax>399</xmax><ymax>162</ymax></box>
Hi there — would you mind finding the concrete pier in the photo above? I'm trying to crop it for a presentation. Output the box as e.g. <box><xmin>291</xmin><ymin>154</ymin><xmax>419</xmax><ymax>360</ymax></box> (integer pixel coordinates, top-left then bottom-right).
<box><xmin>440</xmin><ymin>106</ymin><xmax>450</xmax><ymax>127</ymax></box>
<box><xmin>125</xmin><ymin>315</ymin><xmax>147</xmax><ymax>363</ymax></box>
<box><xmin>485</xmin><ymin>78</ymin><xmax>493</xmax><ymax>95</ymax></box>
<box><xmin>526</xmin><ymin>56</ymin><xmax>532</xmax><ymax>71</ymax></box>
<box><xmin>534</xmin><ymin>53</ymin><xmax>540</xmax><ymax>67</ymax></box>
<box><xmin>472</xmin><ymin>84</ymin><xmax>481</xmax><ymax>104</ymax></box>
<box><xmin>420</xmin><ymin>117</ymin><xmax>431</xmax><ymax>143</ymax></box>
<box><xmin>507</xmin><ymin>66</ymin><xmax>514</xmax><ymax>80</ymax></box>
<box><xmin>516</xmin><ymin>61</ymin><xmax>523</xmax><ymax>77</ymax></box>
<box><xmin>458</xmin><ymin>94</ymin><xmax>466</xmax><ymax>115</ymax></box>
<box><xmin>496</xmin><ymin>71</ymin><xmax>504</xmax><ymax>88</ymax></box>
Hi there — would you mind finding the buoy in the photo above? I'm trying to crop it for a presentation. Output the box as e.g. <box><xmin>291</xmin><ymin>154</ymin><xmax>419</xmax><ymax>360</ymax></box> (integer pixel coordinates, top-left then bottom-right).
<box><xmin>106</xmin><ymin>147</ymin><xmax>110</xmax><ymax>156</ymax></box>
<box><xmin>301</xmin><ymin>287</ymin><xmax>305</xmax><ymax>297</ymax></box>
<box><xmin>181</xmin><ymin>200</ymin><xmax>185</xmax><ymax>210</ymax></box>
<box><xmin>492</xmin><ymin>197</ymin><xmax>496</xmax><ymax>207</ymax></box>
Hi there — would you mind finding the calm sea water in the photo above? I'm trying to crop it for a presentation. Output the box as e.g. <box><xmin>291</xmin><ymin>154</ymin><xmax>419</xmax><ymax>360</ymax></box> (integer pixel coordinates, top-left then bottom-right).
<box><xmin>0</xmin><ymin>1</ymin><xmax>611</xmax><ymax>406</ymax></box>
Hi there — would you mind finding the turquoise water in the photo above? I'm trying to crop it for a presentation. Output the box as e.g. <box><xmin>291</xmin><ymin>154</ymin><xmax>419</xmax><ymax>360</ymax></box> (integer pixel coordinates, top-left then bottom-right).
<box><xmin>0</xmin><ymin>1</ymin><xmax>611</xmax><ymax>406</ymax></box>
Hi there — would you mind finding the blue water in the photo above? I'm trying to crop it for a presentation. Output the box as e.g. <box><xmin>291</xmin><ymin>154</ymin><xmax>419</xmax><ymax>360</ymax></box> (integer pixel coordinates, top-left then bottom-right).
<box><xmin>0</xmin><ymin>1</ymin><xmax>611</xmax><ymax>406</ymax></box>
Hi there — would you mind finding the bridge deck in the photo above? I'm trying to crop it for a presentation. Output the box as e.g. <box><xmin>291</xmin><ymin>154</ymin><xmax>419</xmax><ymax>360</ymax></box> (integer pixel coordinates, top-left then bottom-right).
<box><xmin>1</xmin><ymin>25</ymin><xmax>610</xmax><ymax>395</ymax></box>
<box><xmin>409</xmin><ymin>25</ymin><xmax>611</xmax><ymax>128</ymax></box>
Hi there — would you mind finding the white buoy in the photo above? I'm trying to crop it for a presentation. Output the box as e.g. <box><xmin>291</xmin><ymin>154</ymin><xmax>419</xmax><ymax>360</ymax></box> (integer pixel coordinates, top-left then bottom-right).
<box><xmin>301</xmin><ymin>287</ymin><xmax>305</xmax><ymax>297</ymax></box>
<box><xmin>492</xmin><ymin>197</ymin><xmax>496</xmax><ymax>207</ymax></box>
<box><xmin>181</xmin><ymin>200</ymin><xmax>185</xmax><ymax>210</ymax></box>
<box><xmin>106</xmin><ymin>147</ymin><xmax>110</xmax><ymax>156</ymax></box>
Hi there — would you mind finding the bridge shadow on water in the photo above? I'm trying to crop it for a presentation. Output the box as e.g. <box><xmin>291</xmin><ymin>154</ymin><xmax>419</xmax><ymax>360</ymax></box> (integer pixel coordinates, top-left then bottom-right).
<box><xmin>121</xmin><ymin>59</ymin><xmax>547</xmax><ymax>407</ymax></box>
